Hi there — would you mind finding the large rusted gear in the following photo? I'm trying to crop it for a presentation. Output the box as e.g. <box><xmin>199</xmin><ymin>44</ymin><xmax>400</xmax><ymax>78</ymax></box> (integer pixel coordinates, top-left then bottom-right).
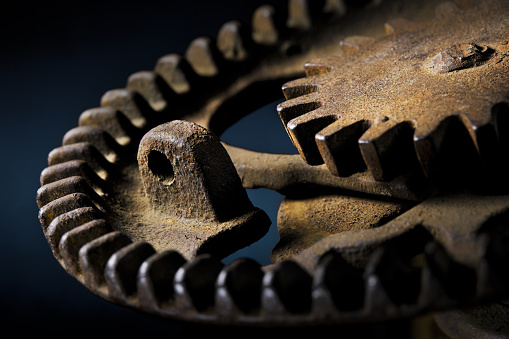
<box><xmin>36</xmin><ymin>0</ymin><xmax>509</xmax><ymax>335</ymax></box>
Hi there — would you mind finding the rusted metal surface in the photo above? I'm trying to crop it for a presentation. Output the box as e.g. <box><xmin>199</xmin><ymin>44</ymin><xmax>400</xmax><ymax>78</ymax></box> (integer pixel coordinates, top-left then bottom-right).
<box><xmin>279</xmin><ymin>0</ymin><xmax>509</xmax><ymax>184</ymax></box>
<box><xmin>36</xmin><ymin>0</ymin><xmax>509</xmax><ymax>335</ymax></box>
<box><xmin>135</xmin><ymin>121</ymin><xmax>270</xmax><ymax>259</ymax></box>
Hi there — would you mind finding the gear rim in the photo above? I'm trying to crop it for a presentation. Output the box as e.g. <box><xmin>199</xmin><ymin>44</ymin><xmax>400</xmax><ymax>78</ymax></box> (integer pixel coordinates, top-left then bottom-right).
<box><xmin>36</xmin><ymin>0</ymin><xmax>509</xmax><ymax>329</ymax></box>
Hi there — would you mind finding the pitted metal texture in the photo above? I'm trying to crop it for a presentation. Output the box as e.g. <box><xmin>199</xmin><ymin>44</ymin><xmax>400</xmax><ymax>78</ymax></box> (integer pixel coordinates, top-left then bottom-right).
<box><xmin>36</xmin><ymin>0</ymin><xmax>509</xmax><ymax>334</ymax></box>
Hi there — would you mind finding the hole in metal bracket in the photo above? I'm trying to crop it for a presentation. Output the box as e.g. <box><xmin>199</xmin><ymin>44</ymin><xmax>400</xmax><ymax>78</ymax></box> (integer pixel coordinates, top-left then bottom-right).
<box><xmin>147</xmin><ymin>150</ymin><xmax>175</xmax><ymax>185</ymax></box>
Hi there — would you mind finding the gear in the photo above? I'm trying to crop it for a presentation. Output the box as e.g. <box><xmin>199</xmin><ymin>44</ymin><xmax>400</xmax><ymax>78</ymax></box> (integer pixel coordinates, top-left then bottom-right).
<box><xmin>35</xmin><ymin>0</ymin><xmax>509</xmax><ymax>333</ymax></box>
<box><xmin>279</xmin><ymin>0</ymin><xmax>509</xmax><ymax>185</ymax></box>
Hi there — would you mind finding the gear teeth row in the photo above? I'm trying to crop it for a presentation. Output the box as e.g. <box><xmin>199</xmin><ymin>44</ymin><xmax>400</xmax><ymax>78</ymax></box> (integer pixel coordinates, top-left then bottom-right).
<box><xmin>34</xmin><ymin>0</ymin><xmax>359</xmax><ymax>324</ymax></box>
<box><xmin>37</xmin><ymin>0</ymin><xmax>509</xmax><ymax>326</ymax></box>
<box><xmin>35</xmin><ymin>185</ymin><xmax>509</xmax><ymax>324</ymax></box>
<box><xmin>59</xmin><ymin>0</ymin><xmax>351</xmax><ymax>164</ymax></box>
<box><xmin>38</xmin><ymin>0</ymin><xmax>354</xmax><ymax>247</ymax></box>
<box><xmin>91</xmin><ymin>228</ymin><xmax>509</xmax><ymax>322</ymax></box>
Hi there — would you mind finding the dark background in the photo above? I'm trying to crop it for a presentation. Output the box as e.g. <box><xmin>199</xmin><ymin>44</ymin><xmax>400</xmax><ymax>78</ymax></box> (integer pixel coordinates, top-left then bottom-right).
<box><xmin>0</xmin><ymin>0</ymin><xmax>303</xmax><ymax>337</ymax></box>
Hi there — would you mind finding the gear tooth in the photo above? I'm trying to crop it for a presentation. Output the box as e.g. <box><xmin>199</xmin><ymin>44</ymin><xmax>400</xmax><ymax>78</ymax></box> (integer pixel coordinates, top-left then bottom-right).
<box><xmin>79</xmin><ymin>107</ymin><xmax>140</xmax><ymax>145</ymax></box>
<box><xmin>40</xmin><ymin>160</ymin><xmax>107</xmax><ymax>191</ymax></box>
<box><xmin>252</xmin><ymin>5</ymin><xmax>285</xmax><ymax>45</ymax></box>
<box><xmin>104</xmin><ymin>242</ymin><xmax>156</xmax><ymax>301</ymax></box>
<box><xmin>471</xmin><ymin>104</ymin><xmax>509</xmax><ymax>185</ymax></box>
<box><xmin>383</xmin><ymin>18</ymin><xmax>416</xmax><ymax>35</ymax></box>
<box><xmin>414</xmin><ymin>115</ymin><xmax>482</xmax><ymax>184</ymax></box>
<box><xmin>365</xmin><ymin>247</ymin><xmax>421</xmax><ymax>308</ymax></box>
<box><xmin>277</xmin><ymin>93</ymin><xmax>322</xmax><ymax>126</ymax></box>
<box><xmin>79</xmin><ymin>231</ymin><xmax>132</xmax><ymax>290</ymax></box>
<box><xmin>48</xmin><ymin>143</ymin><xmax>116</xmax><ymax>179</ymax></box>
<box><xmin>287</xmin><ymin>0</ymin><xmax>326</xmax><ymax>31</ymax></box>
<box><xmin>340</xmin><ymin>35</ymin><xmax>375</xmax><ymax>55</ymax></box>
<box><xmin>262</xmin><ymin>261</ymin><xmax>312</xmax><ymax>315</ymax></box>
<box><xmin>358</xmin><ymin>120</ymin><xmax>419</xmax><ymax>181</ymax></box>
<box><xmin>59</xmin><ymin>219</ymin><xmax>112</xmax><ymax>275</ymax></box>
<box><xmin>424</xmin><ymin>241</ymin><xmax>477</xmax><ymax>300</ymax></box>
<box><xmin>435</xmin><ymin>1</ymin><xmax>462</xmax><ymax>20</ymax></box>
<box><xmin>477</xmin><ymin>228</ymin><xmax>509</xmax><ymax>292</ymax></box>
<box><xmin>137</xmin><ymin>250</ymin><xmax>186</xmax><ymax>310</ymax></box>
<box><xmin>174</xmin><ymin>254</ymin><xmax>224</xmax><ymax>312</ymax></box>
<box><xmin>126</xmin><ymin>71</ymin><xmax>179</xmax><ymax>112</ymax></box>
<box><xmin>475</xmin><ymin>234</ymin><xmax>495</xmax><ymax>298</ymax></box>
<box><xmin>485</xmin><ymin>102</ymin><xmax>509</xmax><ymax>186</ymax></box>
<box><xmin>63</xmin><ymin>126</ymin><xmax>123</xmax><ymax>164</ymax></box>
<box><xmin>216</xmin><ymin>258</ymin><xmax>263</xmax><ymax>315</ymax></box>
<box><xmin>185</xmin><ymin>36</ymin><xmax>224</xmax><ymax>77</ymax></box>
<box><xmin>287</xmin><ymin>108</ymin><xmax>337</xmax><ymax>165</ymax></box>
<box><xmin>281</xmin><ymin>77</ymin><xmax>322</xmax><ymax>100</ymax></box>
<box><xmin>38</xmin><ymin>193</ymin><xmax>96</xmax><ymax>230</ymax></box>
<box><xmin>493</xmin><ymin>102</ymin><xmax>509</xmax><ymax>147</ymax></box>
<box><xmin>216</xmin><ymin>20</ymin><xmax>252</xmax><ymax>61</ymax></box>
<box><xmin>419</xmin><ymin>248</ymin><xmax>450</xmax><ymax>306</ymax></box>
<box><xmin>36</xmin><ymin>176</ymin><xmax>103</xmax><ymax>209</ymax></box>
<box><xmin>323</xmin><ymin>0</ymin><xmax>347</xmax><ymax>16</ymax></box>
<box><xmin>304</xmin><ymin>57</ymin><xmax>336</xmax><ymax>76</ymax></box>
<box><xmin>365</xmin><ymin>226</ymin><xmax>435</xmax><ymax>309</ymax></box>
<box><xmin>101</xmin><ymin>89</ymin><xmax>155</xmax><ymax>129</ymax></box>
<box><xmin>314</xmin><ymin>251</ymin><xmax>365</xmax><ymax>312</ymax></box>
<box><xmin>316</xmin><ymin>120</ymin><xmax>371</xmax><ymax>177</ymax></box>
<box><xmin>154</xmin><ymin>53</ymin><xmax>200</xmax><ymax>94</ymax></box>
<box><xmin>46</xmin><ymin>206</ymin><xmax>103</xmax><ymax>259</ymax></box>
<box><xmin>477</xmin><ymin>214</ymin><xmax>509</xmax><ymax>289</ymax></box>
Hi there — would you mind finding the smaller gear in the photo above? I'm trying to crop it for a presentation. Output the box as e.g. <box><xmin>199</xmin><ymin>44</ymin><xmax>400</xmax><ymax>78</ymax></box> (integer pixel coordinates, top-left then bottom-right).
<box><xmin>278</xmin><ymin>0</ymin><xmax>509</xmax><ymax>186</ymax></box>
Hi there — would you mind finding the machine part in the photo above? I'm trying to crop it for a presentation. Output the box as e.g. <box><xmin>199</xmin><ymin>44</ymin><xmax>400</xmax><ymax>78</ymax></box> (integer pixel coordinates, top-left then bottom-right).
<box><xmin>36</xmin><ymin>0</ymin><xmax>509</xmax><ymax>331</ymax></box>
<box><xmin>434</xmin><ymin>303</ymin><xmax>509</xmax><ymax>338</ymax></box>
<box><xmin>135</xmin><ymin>121</ymin><xmax>270</xmax><ymax>259</ymax></box>
<box><xmin>278</xmin><ymin>0</ymin><xmax>509</xmax><ymax>186</ymax></box>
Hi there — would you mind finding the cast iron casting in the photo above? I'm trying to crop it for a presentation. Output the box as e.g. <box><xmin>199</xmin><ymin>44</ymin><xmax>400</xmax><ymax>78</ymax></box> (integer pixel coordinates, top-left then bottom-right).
<box><xmin>36</xmin><ymin>0</ymin><xmax>509</xmax><ymax>335</ymax></box>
